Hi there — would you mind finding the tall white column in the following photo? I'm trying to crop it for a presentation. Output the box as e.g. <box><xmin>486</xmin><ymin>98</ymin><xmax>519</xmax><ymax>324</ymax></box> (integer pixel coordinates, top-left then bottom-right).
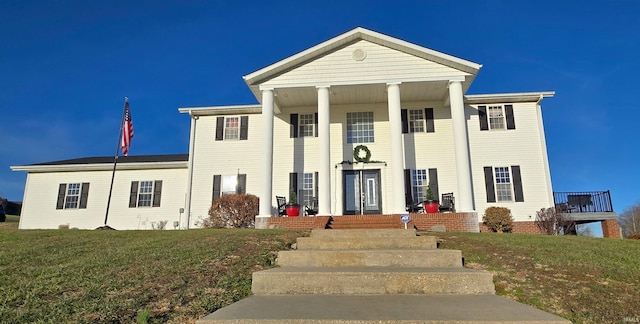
<box><xmin>449</xmin><ymin>80</ymin><xmax>474</xmax><ymax>212</ymax></box>
<box><xmin>317</xmin><ymin>86</ymin><xmax>331</xmax><ymax>215</ymax></box>
<box><xmin>387</xmin><ymin>82</ymin><xmax>406</xmax><ymax>214</ymax></box>
<box><xmin>258</xmin><ymin>89</ymin><xmax>275</xmax><ymax>223</ymax></box>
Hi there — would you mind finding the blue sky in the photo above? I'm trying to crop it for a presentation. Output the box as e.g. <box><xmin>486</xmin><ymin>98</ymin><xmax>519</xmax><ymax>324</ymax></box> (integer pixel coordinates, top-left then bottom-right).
<box><xmin>1</xmin><ymin>1</ymin><xmax>639</xmax><ymax>230</ymax></box>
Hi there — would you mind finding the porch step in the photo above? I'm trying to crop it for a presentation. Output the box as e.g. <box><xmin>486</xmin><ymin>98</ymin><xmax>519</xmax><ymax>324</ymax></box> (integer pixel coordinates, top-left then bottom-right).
<box><xmin>197</xmin><ymin>294</ymin><xmax>570</xmax><ymax>324</ymax></box>
<box><xmin>277</xmin><ymin>249</ymin><xmax>462</xmax><ymax>267</ymax></box>
<box><xmin>296</xmin><ymin>235</ymin><xmax>437</xmax><ymax>250</ymax></box>
<box><xmin>310</xmin><ymin>228</ymin><xmax>417</xmax><ymax>238</ymax></box>
<box><xmin>252</xmin><ymin>267</ymin><xmax>495</xmax><ymax>295</ymax></box>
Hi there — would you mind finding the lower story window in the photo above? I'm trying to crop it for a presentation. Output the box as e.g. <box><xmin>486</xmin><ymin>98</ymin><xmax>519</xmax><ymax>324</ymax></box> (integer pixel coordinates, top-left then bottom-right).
<box><xmin>494</xmin><ymin>167</ymin><xmax>513</xmax><ymax>202</ymax></box>
<box><xmin>137</xmin><ymin>181</ymin><xmax>154</xmax><ymax>207</ymax></box>
<box><xmin>302</xmin><ymin>173</ymin><xmax>314</xmax><ymax>206</ymax></box>
<box><xmin>129</xmin><ymin>180</ymin><xmax>163</xmax><ymax>208</ymax></box>
<box><xmin>411</xmin><ymin>169</ymin><xmax>428</xmax><ymax>202</ymax></box>
<box><xmin>64</xmin><ymin>183</ymin><xmax>81</xmax><ymax>209</ymax></box>
<box><xmin>221</xmin><ymin>175</ymin><xmax>238</xmax><ymax>196</ymax></box>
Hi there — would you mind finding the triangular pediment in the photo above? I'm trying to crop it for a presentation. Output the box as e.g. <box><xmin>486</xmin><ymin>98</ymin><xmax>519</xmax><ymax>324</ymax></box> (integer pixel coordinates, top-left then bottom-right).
<box><xmin>243</xmin><ymin>27</ymin><xmax>481</xmax><ymax>101</ymax></box>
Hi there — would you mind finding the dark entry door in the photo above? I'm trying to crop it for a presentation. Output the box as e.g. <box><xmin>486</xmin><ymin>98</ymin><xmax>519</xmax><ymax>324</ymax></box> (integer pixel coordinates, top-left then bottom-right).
<box><xmin>343</xmin><ymin>169</ymin><xmax>382</xmax><ymax>215</ymax></box>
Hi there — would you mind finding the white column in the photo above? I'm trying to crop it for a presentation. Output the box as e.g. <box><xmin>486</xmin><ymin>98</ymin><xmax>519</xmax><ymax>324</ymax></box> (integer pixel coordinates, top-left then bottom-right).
<box><xmin>449</xmin><ymin>80</ymin><xmax>474</xmax><ymax>212</ymax></box>
<box><xmin>258</xmin><ymin>89</ymin><xmax>275</xmax><ymax>224</ymax></box>
<box><xmin>317</xmin><ymin>86</ymin><xmax>331</xmax><ymax>215</ymax></box>
<box><xmin>387</xmin><ymin>82</ymin><xmax>406</xmax><ymax>214</ymax></box>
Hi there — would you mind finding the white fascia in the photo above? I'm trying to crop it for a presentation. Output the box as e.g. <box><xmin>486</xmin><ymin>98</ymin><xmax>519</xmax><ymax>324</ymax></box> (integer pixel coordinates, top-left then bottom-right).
<box><xmin>178</xmin><ymin>105</ymin><xmax>262</xmax><ymax>116</ymax></box>
<box><xmin>10</xmin><ymin>161</ymin><xmax>188</xmax><ymax>173</ymax></box>
<box><xmin>465</xmin><ymin>91</ymin><xmax>555</xmax><ymax>104</ymax></box>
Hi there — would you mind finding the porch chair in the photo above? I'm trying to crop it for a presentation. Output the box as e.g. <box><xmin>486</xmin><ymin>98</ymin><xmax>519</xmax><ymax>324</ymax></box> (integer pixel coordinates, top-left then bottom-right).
<box><xmin>405</xmin><ymin>195</ymin><xmax>424</xmax><ymax>213</ymax></box>
<box><xmin>276</xmin><ymin>196</ymin><xmax>287</xmax><ymax>216</ymax></box>
<box><xmin>439</xmin><ymin>192</ymin><xmax>455</xmax><ymax>212</ymax></box>
<box><xmin>304</xmin><ymin>197</ymin><xmax>319</xmax><ymax>216</ymax></box>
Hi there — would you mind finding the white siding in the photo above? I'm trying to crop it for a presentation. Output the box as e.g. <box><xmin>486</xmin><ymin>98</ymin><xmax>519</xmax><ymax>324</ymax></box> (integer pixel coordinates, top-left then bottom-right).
<box><xmin>262</xmin><ymin>40</ymin><xmax>467</xmax><ymax>88</ymax></box>
<box><xmin>19</xmin><ymin>167</ymin><xmax>187</xmax><ymax>230</ymax></box>
<box><xmin>467</xmin><ymin>102</ymin><xmax>554</xmax><ymax>222</ymax></box>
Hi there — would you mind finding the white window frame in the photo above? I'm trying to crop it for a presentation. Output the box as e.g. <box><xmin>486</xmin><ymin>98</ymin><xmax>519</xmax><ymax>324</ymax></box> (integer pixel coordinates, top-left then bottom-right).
<box><xmin>488</xmin><ymin>105</ymin><xmax>506</xmax><ymax>130</ymax></box>
<box><xmin>408</xmin><ymin>109</ymin><xmax>425</xmax><ymax>133</ymax></box>
<box><xmin>494</xmin><ymin>167</ymin><xmax>513</xmax><ymax>202</ymax></box>
<box><xmin>224</xmin><ymin>116</ymin><xmax>240</xmax><ymax>140</ymax></box>
<box><xmin>137</xmin><ymin>181</ymin><xmax>154</xmax><ymax>207</ymax></box>
<box><xmin>411</xmin><ymin>169</ymin><xmax>428</xmax><ymax>202</ymax></box>
<box><xmin>346</xmin><ymin>112</ymin><xmax>374</xmax><ymax>144</ymax></box>
<box><xmin>299</xmin><ymin>114</ymin><xmax>315</xmax><ymax>137</ymax></box>
<box><xmin>64</xmin><ymin>183</ymin><xmax>81</xmax><ymax>209</ymax></box>
<box><xmin>302</xmin><ymin>172</ymin><xmax>314</xmax><ymax>206</ymax></box>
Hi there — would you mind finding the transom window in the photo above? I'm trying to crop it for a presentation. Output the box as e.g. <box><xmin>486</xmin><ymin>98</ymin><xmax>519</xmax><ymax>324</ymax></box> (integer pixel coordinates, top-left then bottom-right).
<box><xmin>411</xmin><ymin>170</ymin><xmax>428</xmax><ymax>202</ymax></box>
<box><xmin>224</xmin><ymin>117</ymin><xmax>240</xmax><ymax>140</ymax></box>
<box><xmin>346</xmin><ymin>112</ymin><xmax>374</xmax><ymax>144</ymax></box>
<box><xmin>488</xmin><ymin>106</ymin><xmax>505</xmax><ymax>130</ymax></box>
<box><xmin>409</xmin><ymin>109</ymin><xmax>425</xmax><ymax>133</ymax></box>
<box><xmin>494</xmin><ymin>167</ymin><xmax>513</xmax><ymax>201</ymax></box>
<box><xmin>299</xmin><ymin>114</ymin><xmax>315</xmax><ymax>137</ymax></box>
<box><xmin>64</xmin><ymin>183</ymin><xmax>81</xmax><ymax>209</ymax></box>
<box><xmin>137</xmin><ymin>181</ymin><xmax>154</xmax><ymax>207</ymax></box>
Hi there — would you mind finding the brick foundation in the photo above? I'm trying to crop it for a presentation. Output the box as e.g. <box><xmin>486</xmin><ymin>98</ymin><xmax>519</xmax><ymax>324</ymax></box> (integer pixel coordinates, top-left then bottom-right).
<box><xmin>601</xmin><ymin>219</ymin><xmax>621</xmax><ymax>238</ymax></box>
<box><xmin>479</xmin><ymin>221</ymin><xmax>545</xmax><ymax>234</ymax></box>
<box><xmin>267</xmin><ymin>216</ymin><xmax>331</xmax><ymax>229</ymax></box>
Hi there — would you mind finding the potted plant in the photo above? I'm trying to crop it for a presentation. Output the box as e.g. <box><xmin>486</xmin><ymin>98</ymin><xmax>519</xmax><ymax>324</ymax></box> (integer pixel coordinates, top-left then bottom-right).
<box><xmin>423</xmin><ymin>185</ymin><xmax>439</xmax><ymax>213</ymax></box>
<box><xmin>285</xmin><ymin>190</ymin><xmax>300</xmax><ymax>217</ymax></box>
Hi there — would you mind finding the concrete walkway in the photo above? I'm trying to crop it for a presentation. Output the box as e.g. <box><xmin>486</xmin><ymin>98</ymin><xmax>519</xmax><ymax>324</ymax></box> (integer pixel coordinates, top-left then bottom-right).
<box><xmin>197</xmin><ymin>229</ymin><xmax>570</xmax><ymax>323</ymax></box>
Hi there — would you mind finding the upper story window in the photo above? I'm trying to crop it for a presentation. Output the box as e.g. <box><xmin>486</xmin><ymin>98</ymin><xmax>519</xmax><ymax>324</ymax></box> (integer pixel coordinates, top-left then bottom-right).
<box><xmin>346</xmin><ymin>112</ymin><xmax>374</xmax><ymax>144</ymax></box>
<box><xmin>479</xmin><ymin>105</ymin><xmax>515</xmax><ymax>131</ymax></box>
<box><xmin>488</xmin><ymin>106</ymin><xmax>505</xmax><ymax>130</ymax></box>
<box><xmin>224</xmin><ymin>117</ymin><xmax>240</xmax><ymax>140</ymax></box>
<box><xmin>299</xmin><ymin>114</ymin><xmax>315</xmax><ymax>137</ymax></box>
<box><xmin>409</xmin><ymin>109</ymin><xmax>425</xmax><ymax>133</ymax></box>
<box><xmin>56</xmin><ymin>182</ymin><xmax>90</xmax><ymax>210</ymax></box>
<box><xmin>129</xmin><ymin>180</ymin><xmax>162</xmax><ymax>208</ymax></box>
<box><xmin>216</xmin><ymin>116</ymin><xmax>249</xmax><ymax>141</ymax></box>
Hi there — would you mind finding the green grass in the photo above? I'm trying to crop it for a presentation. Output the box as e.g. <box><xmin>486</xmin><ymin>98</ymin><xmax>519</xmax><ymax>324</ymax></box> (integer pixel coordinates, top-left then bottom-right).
<box><xmin>0</xmin><ymin>228</ymin><xmax>306</xmax><ymax>323</ymax></box>
<box><xmin>0</xmin><ymin>215</ymin><xmax>19</xmax><ymax>229</ymax></box>
<box><xmin>1</xmin><ymin>228</ymin><xmax>637</xmax><ymax>323</ymax></box>
<box><xmin>437</xmin><ymin>232</ymin><xmax>640</xmax><ymax>324</ymax></box>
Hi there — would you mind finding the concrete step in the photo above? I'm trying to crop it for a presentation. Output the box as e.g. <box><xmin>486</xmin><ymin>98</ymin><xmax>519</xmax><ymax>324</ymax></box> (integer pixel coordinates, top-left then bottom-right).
<box><xmin>196</xmin><ymin>294</ymin><xmax>571</xmax><ymax>323</ymax></box>
<box><xmin>252</xmin><ymin>267</ymin><xmax>495</xmax><ymax>295</ymax></box>
<box><xmin>277</xmin><ymin>249</ymin><xmax>462</xmax><ymax>267</ymax></box>
<box><xmin>310</xmin><ymin>228</ymin><xmax>416</xmax><ymax>238</ymax></box>
<box><xmin>296</xmin><ymin>236</ymin><xmax>437</xmax><ymax>250</ymax></box>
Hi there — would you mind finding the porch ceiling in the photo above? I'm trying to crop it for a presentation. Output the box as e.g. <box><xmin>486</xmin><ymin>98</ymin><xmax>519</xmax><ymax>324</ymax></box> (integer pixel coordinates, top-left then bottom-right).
<box><xmin>273</xmin><ymin>81</ymin><xmax>449</xmax><ymax>108</ymax></box>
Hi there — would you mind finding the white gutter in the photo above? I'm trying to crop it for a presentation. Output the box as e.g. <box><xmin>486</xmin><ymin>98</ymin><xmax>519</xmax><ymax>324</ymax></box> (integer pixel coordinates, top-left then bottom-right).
<box><xmin>10</xmin><ymin>161</ymin><xmax>188</xmax><ymax>173</ymax></box>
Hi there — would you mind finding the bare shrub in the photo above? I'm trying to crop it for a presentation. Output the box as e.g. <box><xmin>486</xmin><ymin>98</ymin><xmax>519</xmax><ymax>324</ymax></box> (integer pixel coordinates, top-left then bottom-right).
<box><xmin>204</xmin><ymin>194</ymin><xmax>259</xmax><ymax>228</ymax></box>
<box><xmin>483</xmin><ymin>207</ymin><xmax>513</xmax><ymax>233</ymax></box>
<box><xmin>58</xmin><ymin>224</ymin><xmax>70</xmax><ymax>230</ymax></box>
<box><xmin>151</xmin><ymin>220</ymin><xmax>168</xmax><ymax>230</ymax></box>
<box><xmin>535</xmin><ymin>207</ymin><xmax>575</xmax><ymax>235</ymax></box>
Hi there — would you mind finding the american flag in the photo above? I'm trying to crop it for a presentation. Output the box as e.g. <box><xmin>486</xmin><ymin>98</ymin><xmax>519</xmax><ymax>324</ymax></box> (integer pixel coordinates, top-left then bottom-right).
<box><xmin>120</xmin><ymin>99</ymin><xmax>134</xmax><ymax>156</ymax></box>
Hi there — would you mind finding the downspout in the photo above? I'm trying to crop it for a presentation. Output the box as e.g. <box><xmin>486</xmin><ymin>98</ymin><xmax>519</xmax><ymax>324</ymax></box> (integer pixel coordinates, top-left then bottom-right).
<box><xmin>184</xmin><ymin>111</ymin><xmax>198</xmax><ymax>229</ymax></box>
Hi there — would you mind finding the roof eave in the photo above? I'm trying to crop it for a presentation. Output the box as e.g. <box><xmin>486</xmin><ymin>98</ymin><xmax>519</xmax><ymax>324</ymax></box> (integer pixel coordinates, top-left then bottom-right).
<box><xmin>11</xmin><ymin>161</ymin><xmax>189</xmax><ymax>173</ymax></box>
<box><xmin>178</xmin><ymin>105</ymin><xmax>262</xmax><ymax>116</ymax></box>
<box><xmin>465</xmin><ymin>91</ymin><xmax>555</xmax><ymax>104</ymax></box>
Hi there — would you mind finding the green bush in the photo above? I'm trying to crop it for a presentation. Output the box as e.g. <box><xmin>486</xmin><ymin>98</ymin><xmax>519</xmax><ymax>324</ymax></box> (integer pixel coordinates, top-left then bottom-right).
<box><xmin>204</xmin><ymin>194</ymin><xmax>259</xmax><ymax>228</ymax></box>
<box><xmin>483</xmin><ymin>206</ymin><xmax>513</xmax><ymax>233</ymax></box>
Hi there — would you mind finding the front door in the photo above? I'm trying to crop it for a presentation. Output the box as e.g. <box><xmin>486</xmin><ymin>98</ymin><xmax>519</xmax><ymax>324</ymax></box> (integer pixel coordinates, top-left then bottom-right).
<box><xmin>343</xmin><ymin>169</ymin><xmax>382</xmax><ymax>215</ymax></box>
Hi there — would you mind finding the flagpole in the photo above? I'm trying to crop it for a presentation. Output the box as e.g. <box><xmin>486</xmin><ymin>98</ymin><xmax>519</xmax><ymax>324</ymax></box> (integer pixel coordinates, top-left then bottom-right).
<box><xmin>104</xmin><ymin>97</ymin><xmax>129</xmax><ymax>227</ymax></box>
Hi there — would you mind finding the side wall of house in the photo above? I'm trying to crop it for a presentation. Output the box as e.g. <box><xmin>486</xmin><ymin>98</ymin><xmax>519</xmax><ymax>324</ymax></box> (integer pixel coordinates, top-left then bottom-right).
<box><xmin>19</xmin><ymin>167</ymin><xmax>187</xmax><ymax>230</ymax></box>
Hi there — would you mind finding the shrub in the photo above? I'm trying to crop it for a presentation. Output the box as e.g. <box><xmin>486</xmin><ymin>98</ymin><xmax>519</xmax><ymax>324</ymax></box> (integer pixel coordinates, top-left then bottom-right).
<box><xmin>535</xmin><ymin>207</ymin><xmax>575</xmax><ymax>235</ymax></box>
<box><xmin>204</xmin><ymin>194</ymin><xmax>259</xmax><ymax>228</ymax></box>
<box><xmin>483</xmin><ymin>207</ymin><xmax>513</xmax><ymax>233</ymax></box>
<box><xmin>627</xmin><ymin>233</ymin><xmax>640</xmax><ymax>240</ymax></box>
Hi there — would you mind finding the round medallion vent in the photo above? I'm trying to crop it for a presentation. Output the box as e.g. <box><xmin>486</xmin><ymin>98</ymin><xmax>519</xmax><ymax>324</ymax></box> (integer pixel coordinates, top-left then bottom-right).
<box><xmin>352</xmin><ymin>48</ymin><xmax>366</xmax><ymax>61</ymax></box>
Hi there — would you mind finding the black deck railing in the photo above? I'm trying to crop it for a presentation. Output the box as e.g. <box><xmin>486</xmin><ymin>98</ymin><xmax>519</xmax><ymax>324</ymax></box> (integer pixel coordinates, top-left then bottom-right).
<box><xmin>553</xmin><ymin>191</ymin><xmax>613</xmax><ymax>213</ymax></box>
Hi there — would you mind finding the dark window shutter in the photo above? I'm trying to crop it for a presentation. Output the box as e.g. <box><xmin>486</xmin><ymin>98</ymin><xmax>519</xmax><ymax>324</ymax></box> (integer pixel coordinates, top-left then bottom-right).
<box><xmin>152</xmin><ymin>180</ymin><xmax>162</xmax><ymax>207</ymax></box>
<box><xmin>505</xmin><ymin>105</ymin><xmax>516</xmax><ymax>130</ymax></box>
<box><xmin>314</xmin><ymin>172</ymin><xmax>319</xmax><ymax>198</ymax></box>
<box><xmin>404</xmin><ymin>169</ymin><xmax>412</xmax><ymax>204</ymax></box>
<box><xmin>290</xmin><ymin>114</ymin><xmax>298</xmax><ymax>138</ymax></box>
<box><xmin>56</xmin><ymin>184</ymin><xmax>66</xmax><ymax>209</ymax></box>
<box><xmin>79</xmin><ymin>183</ymin><xmax>90</xmax><ymax>209</ymax></box>
<box><xmin>237</xmin><ymin>174</ymin><xmax>246</xmax><ymax>194</ymax></box>
<box><xmin>484</xmin><ymin>167</ymin><xmax>496</xmax><ymax>203</ymax></box>
<box><xmin>401</xmin><ymin>109</ymin><xmax>408</xmax><ymax>134</ymax></box>
<box><xmin>129</xmin><ymin>181</ymin><xmax>139</xmax><ymax>208</ymax></box>
<box><xmin>425</xmin><ymin>108</ymin><xmax>435</xmax><ymax>133</ymax></box>
<box><xmin>212</xmin><ymin>175</ymin><xmax>221</xmax><ymax>202</ymax></box>
<box><xmin>511</xmin><ymin>166</ymin><xmax>524</xmax><ymax>202</ymax></box>
<box><xmin>478</xmin><ymin>106</ymin><xmax>488</xmax><ymax>131</ymax></box>
<box><xmin>289</xmin><ymin>172</ymin><xmax>298</xmax><ymax>201</ymax></box>
<box><xmin>215</xmin><ymin>117</ymin><xmax>224</xmax><ymax>140</ymax></box>
<box><xmin>239</xmin><ymin>116</ymin><xmax>249</xmax><ymax>140</ymax></box>
<box><xmin>428</xmin><ymin>168</ymin><xmax>439</xmax><ymax>200</ymax></box>
<box><xmin>314</xmin><ymin>112</ymin><xmax>318</xmax><ymax>137</ymax></box>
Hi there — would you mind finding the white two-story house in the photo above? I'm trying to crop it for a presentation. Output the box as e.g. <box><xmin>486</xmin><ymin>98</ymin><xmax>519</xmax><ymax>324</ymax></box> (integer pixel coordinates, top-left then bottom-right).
<box><xmin>13</xmin><ymin>27</ymin><xmax>566</xmax><ymax>232</ymax></box>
